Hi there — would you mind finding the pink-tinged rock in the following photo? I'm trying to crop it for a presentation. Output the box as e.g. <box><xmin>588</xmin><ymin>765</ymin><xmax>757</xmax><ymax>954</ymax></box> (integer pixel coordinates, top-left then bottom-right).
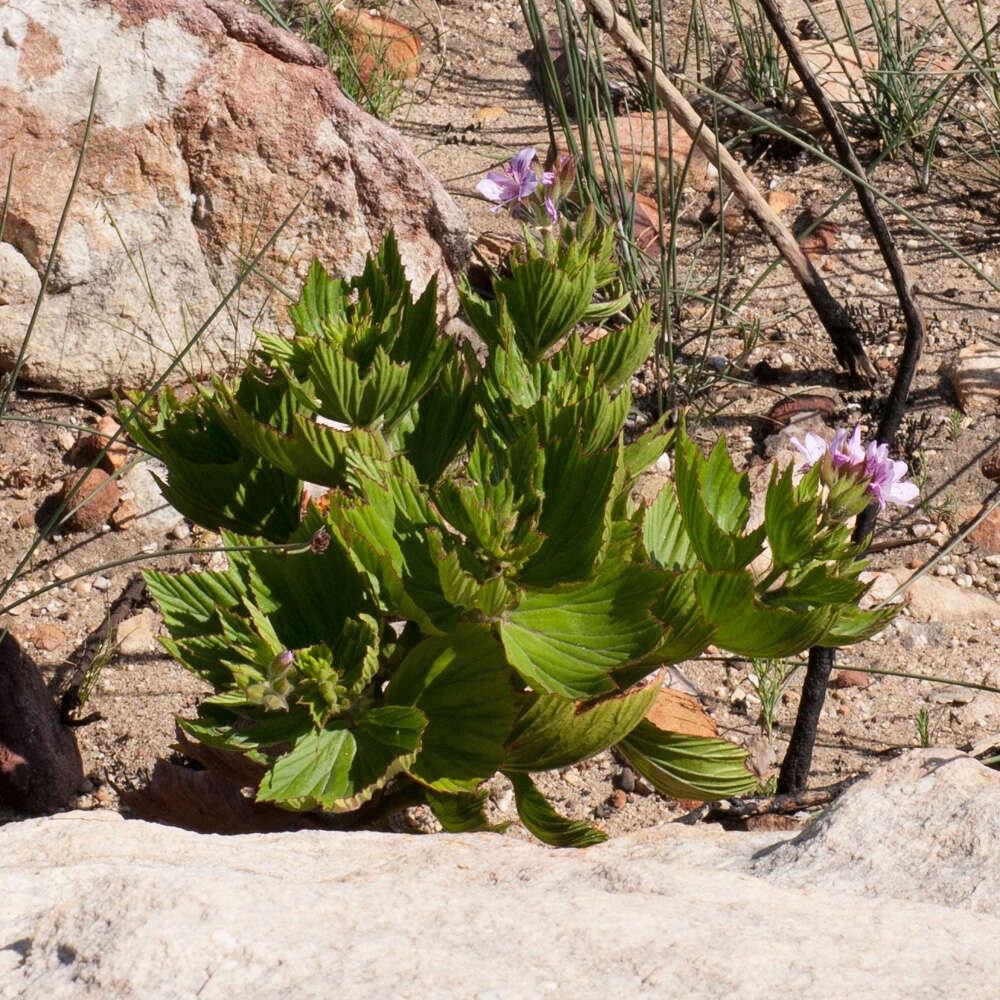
<box><xmin>882</xmin><ymin>567</ymin><xmax>1000</xmax><ymax>623</ymax></box>
<box><xmin>0</xmin><ymin>0</ymin><xmax>469</xmax><ymax>398</ymax></box>
<box><xmin>0</xmin><ymin>632</ymin><xmax>83</xmax><ymax>814</ymax></box>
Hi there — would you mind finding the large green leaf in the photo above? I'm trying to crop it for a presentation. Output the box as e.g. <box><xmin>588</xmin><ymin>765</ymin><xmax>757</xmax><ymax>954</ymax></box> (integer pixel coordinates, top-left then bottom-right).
<box><xmin>696</xmin><ymin>571</ymin><xmax>835</xmax><ymax>658</ymax></box>
<box><xmin>618</xmin><ymin>720</ymin><xmax>756</xmax><ymax>800</ymax></box>
<box><xmin>143</xmin><ymin>568</ymin><xmax>244</xmax><ymax>639</ymax></box>
<box><xmin>506</xmin><ymin>771</ymin><xmax>607</xmax><ymax>847</ymax></box>
<box><xmin>288</xmin><ymin>259</ymin><xmax>348</xmax><ymax>339</ymax></box>
<box><xmin>642</xmin><ymin>483</ymin><xmax>698</xmax><ymax>572</ymax></box>
<box><xmin>256</xmin><ymin>705</ymin><xmax>426</xmax><ymax>812</ymax></box>
<box><xmin>764</xmin><ymin>463</ymin><xmax>822</xmax><ymax>571</ymax></box>
<box><xmin>673</xmin><ymin>430</ymin><xmax>764</xmax><ymax>571</ymax></box>
<box><xmin>819</xmin><ymin>602</ymin><xmax>898</xmax><ymax>645</ymax></box>
<box><xmin>502</xmin><ymin>559</ymin><xmax>664</xmax><ymax>699</ymax></box>
<box><xmin>221</xmin><ymin>392</ymin><xmax>391</xmax><ymax>490</ymax></box>
<box><xmin>564</xmin><ymin>303</ymin><xmax>655</xmax><ymax>391</ymax></box>
<box><xmin>327</xmin><ymin>459</ymin><xmax>460</xmax><ymax>632</ymax></box>
<box><xmin>127</xmin><ymin>391</ymin><xmax>301</xmax><ymax>541</ymax></box>
<box><xmin>504</xmin><ymin>674</ymin><xmax>659</xmax><ymax>772</ymax></box>
<box><xmin>494</xmin><ymin>257</ymin><xmax>596</xmax><ymax>362</ymax></box>
<box><xmin>223</xmin><ymin>514</ymin><xmax>373</xmax><ymax>650</ymax></box>
<box><xmin>385</xmin><ymin>625</ymin><xmax>517</xmax><ymax>793</ymax></box>
<box><xmin>425</xmin><ymin>788</ymin><xmax>509</xmax><ymax>833</ymax></box>
<box><xmin>399</xmin><ymin>356</ymin><xmax>477</xmax><ymax>485</ymax></box>
<box><xmin>518</xmin><ymin>434</ymin><xmax>619</xmax><ymax>586</ymax></box>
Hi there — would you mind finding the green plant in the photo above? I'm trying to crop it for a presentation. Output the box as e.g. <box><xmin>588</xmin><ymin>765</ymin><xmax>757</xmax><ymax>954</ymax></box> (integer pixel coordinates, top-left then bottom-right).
<box><xmin>728</xmin><ymin>0</ymin><xmax>794</xmax><ymax>109</ymax></box>
<box><xmin>948</xmin><ymin>409</ymin><xmax>962</xmax><ymax>441</ymax></box>
<box><xmin>747</xmin><ymin>656</ymin><xmax>799</xmax><ymax>738</ymax></box>
<box><xmin>916</xmin><ymin>705</ymin><xmax>931</xmax><ymax>747</ymax></box>
<box><xmin>124</xmin><ymin>225</ymin><xmax>896</xmax><ymax>846</ymax></box>
<box><xmin>250</xmin><ymin>0</ymin><xmax>414</xmax><ymax>120</ymax></box>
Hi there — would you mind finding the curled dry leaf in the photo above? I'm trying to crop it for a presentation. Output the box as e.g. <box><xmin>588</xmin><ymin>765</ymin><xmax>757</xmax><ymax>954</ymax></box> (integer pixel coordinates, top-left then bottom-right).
<box><xmin>645</xmin><ymin>687</ymin><xmax>719</xmax><ymax>739</ymax></box>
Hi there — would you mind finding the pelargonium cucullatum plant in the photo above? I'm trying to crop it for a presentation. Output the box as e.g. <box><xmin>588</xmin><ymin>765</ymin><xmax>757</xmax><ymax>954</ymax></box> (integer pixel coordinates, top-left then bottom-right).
<box><xmin>121</xmin><ymin>155</ymin><xmax>909</xmax><ymax>846</ymax></box>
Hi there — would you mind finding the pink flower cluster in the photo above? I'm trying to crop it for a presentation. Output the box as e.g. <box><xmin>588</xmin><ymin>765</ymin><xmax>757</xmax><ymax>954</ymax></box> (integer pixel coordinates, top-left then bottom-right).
<box><xmin>476</xmin><ymin>148</ymin><xmax>575</xmax><ymax>228</ymax></box>
<box><xmin>792</xmin><ymin>425</ymin><xmax>919</xmax><ymax>510</ymax></box>
<box><xmin>476</xmin><ymin>147</ymin><xmax>556</xmax><ymax>223</ymax></box>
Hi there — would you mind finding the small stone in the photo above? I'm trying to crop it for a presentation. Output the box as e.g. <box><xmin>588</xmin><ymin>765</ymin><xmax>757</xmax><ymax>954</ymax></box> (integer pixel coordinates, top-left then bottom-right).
<box><xmin>611</xmin><ymin>788</ymin><xmax>628</xmax><ymax>810</ymax></box>
<box><xmin>70</xmin><ymin>415</ymin><xmax>131</xmax><ymax>473</ymax></box>
<box><xmin>57</xmin><ymin>468</ymin><xmax>120</xmax><ymax>532</ymax></box>
<box><xmin>78</xmin><ymin>778</ymin><xmax>95</xmax><ymax>794</ymax></box>
<box><xmin>93</xmin><ymin>576</ymin><xmax>112</xmax><ymax>592</ymax></box>
<box><xmin>115</xmin><ymin>609</ymin><xmax>158</xmax><ymax>657</ymax></box>
<box><xmin>614</xmin><ymin>768</ymin><xmax>636</xmax><ymax>794</ymax></box>
<box><xmin>56</xmin><ymin>428</ymin><xmax>76</xmax><ymax>451</ymax></box>
<box><xmin>956</xmin><ymin>574</ymin><xmax>973</xmax><ymax>588</ymax></box>
<box><xmin>832</xmin><ymin>669</ymin><xmax>870</xmax><ymax>690</ymax></box>
<box><xmin>910</xmin><ymin>521</ymin><xmax>935</xmax><ymax>539</ymax></box>
<box><xmin>169</xmin><ymin>520</ymin><xmax>191</xmax><ymax>541</ymax></box>
<box><xmin>30</xmin><ymin>623</ymin><xmax>64</xmax><ymax>652</ymax></box>
<box><xmin>52</xmin><ymin>563</ymin><xmax>75</xmax><ymax>581</ymax></box>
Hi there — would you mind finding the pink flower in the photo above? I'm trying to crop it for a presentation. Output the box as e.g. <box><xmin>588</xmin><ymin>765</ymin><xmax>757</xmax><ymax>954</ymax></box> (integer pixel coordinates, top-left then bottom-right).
<box><xmin>864</xmin><ymin>442</ymin><xmax>920</xmax><ymax>509</ymax></box>
<box><xmin>830</xmin><ymin>425</ymin><xmax>866</xmax><ymax>467</ymax></box>
<box><xmin>476</xmin><ymin>148</ymin><xmax>545</xmax><ymax>208</ymax></box>
<box><xmin>792</xmin><ymin>424</ymin><xmax>918</xmax><ymax>511</ymax></box>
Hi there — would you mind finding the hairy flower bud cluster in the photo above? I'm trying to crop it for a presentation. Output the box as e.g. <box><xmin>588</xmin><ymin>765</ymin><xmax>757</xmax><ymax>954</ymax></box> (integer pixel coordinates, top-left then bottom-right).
<box><xmin>246</xmin><ymin>649</ymin><xmax>298</xmax><ymax>713</ymax></box>
<box><xmin>476</xmin><ymin>147</ymin><xmax>575</xmax><ymax>229</ymax></box>
<box><xmin>792</xmin><ymin>425</ymin><xmax>919</xmax><ymax>520</ymax></box>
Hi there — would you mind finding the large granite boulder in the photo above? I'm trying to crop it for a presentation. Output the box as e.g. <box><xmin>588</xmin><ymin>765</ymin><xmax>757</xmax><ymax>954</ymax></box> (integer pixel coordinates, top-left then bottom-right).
<box><xmin>0</xmin><ymin>0</ymin><xmax>469</xmax><ymax>397</ymax></box>
<box><xmin>2</xmin><ymin>750</ymin><xmax>999</xmax><ymax>996</ymax></box>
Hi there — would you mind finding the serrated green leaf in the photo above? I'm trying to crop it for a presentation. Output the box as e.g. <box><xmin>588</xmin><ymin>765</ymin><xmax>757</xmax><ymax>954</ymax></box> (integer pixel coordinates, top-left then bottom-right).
<box><xmin>506</xmin><ymin>771</ymin><xmax>607</xmax><ymax>847</ymax></box>
<box><xmin>764</xmin><ymin>463</ymin><xmax>822</xmax><ymax>570</ymax></box>
<box><xmin>385</xmin><ymin>625</ymin><xmax>517</xmax><ymax>793</ymax></box>
<box><xmin>618</xmin><ymin>720</ymin><xmax>756</xmax><ymax>800</ymax></box>
<box><xmin>179</xmin><ymin>703</ymin><xmax>313</xmax><ymax>755</ymax></box>
<box><xmin>425</xmin><ymin>788</ymin><xmax>509</xmax><ymax>833</ymax></box>
<box><xmin>504</xmin><ymin>674</ymin><xmax>659</xmax><ymax>772</ymax></box>
<box><xmin>696</xmin><ymin>570</ymin><xmax>835</xmax><ymax>658</ymax></box>
<box><xmin>673</xmin><ymin>430</ymin><xmax>765</xmax><ymax>571</ymax></box>
<box><xmin>518</xmin><ymin>433</ymin><xmax>619</xmax><ymax>586</ymax></box>
<box><xmin>143</xmin><ymin>568</ymin><xmax>244</xmax><ymax>639</ymax></box>
<box><xmin>819</xmin><ymin>602</ymin><xmax>899</xmax><ymax>645</ymax></box>
<box><xmin>288</xmin><ymin>259</ymin><xmax>348</xmax><ymax>339</ymax></box>
<box><xmin>256</xmin><ymin>705</ymin><xmax>426</xmax><ymax>812</ymax></box>
<box><xmin>223</xmin><ymin>514</ymin><xmax>373</xmax><ymax>650</ymax></box>
<box><xmin>642</xmin><ymin>483</ymin><xmax>698</xmax><ymax>571</ymax></box>
<box><xmin>566</xmin><ymin>302</ymin><xmax>656</xmax><ymax>390</ymax></box>
<box><xmin>494</xmin><ymin>257</ymin><xmax>596</xmax><ymax>362</ymax></box>
<box><xmin>502</xmin><ymin>560</ymin><xmax>664</xmax><ymax>699</ymax></box>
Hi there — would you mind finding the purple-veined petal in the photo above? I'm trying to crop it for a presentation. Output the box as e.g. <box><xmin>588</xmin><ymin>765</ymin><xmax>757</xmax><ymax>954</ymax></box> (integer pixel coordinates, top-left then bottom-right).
<box><xmin>791</xmin><ymin>432</ymin><xmax>829</xmax><ymax>469</ymax></box>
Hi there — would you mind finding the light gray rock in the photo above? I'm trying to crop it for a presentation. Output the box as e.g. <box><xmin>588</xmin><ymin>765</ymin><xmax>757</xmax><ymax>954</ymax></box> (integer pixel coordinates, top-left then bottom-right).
<box><xmin>753</xmin><ymin>749</ymin><xmax>1000</xmax><ymax>917</ymax></box>
<box><xmin>0</xmin><ymin>0</ymin><xmax>469</xmax><ymax>398</ymax></box>
<box><xmin>4</xmin><ymin>750</ymin><xmax>1000</xmax><ymax>998</ymax></box>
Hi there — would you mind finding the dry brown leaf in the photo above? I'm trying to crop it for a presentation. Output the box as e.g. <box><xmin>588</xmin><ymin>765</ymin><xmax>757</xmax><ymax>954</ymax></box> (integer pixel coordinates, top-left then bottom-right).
<box><xmin>645</xmin><ymin>687</ymin><xmax>719</xmax><ymax>739</ymax></box>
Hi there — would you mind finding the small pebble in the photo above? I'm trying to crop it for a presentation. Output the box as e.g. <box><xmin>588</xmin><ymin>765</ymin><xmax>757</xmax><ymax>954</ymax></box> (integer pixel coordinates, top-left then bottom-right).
<box><xmin>169</xmin><ymin>520</ymin><xmax>191</xmax><ymax>541</ymax></box>
<box><xmin>93</xmin><ymin>576</ymin><xmax>112</xmax><ymax>591</ymax></box>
